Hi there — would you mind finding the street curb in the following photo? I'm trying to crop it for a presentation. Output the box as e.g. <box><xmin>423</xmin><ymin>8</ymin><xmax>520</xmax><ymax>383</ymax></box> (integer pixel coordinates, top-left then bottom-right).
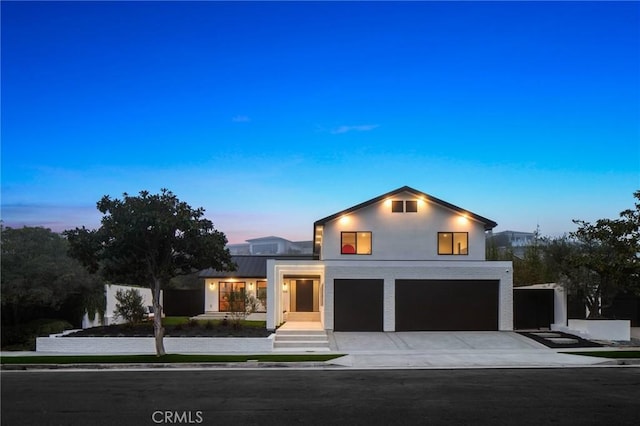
<box><xmin>0</xmin><ymin>361</ymin><xmax>340</xmax><ymax>371</ymax></box>
<box><xmin>2</xmin><ymin>359</ymin><xmax>640</xmax><ymax>371</ymax></box>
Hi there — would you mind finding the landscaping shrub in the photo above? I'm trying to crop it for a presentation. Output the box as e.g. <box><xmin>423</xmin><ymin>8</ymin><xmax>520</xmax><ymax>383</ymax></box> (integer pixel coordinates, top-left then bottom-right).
<box><xmin>1</xmin><ymin>318</ymin><xmax>74</xmax><ymax>350</ymax></box>
<box><xmin>114</xmin><ymin>289</ymin><xmax>146</xmax><ymax>325</ymax></box>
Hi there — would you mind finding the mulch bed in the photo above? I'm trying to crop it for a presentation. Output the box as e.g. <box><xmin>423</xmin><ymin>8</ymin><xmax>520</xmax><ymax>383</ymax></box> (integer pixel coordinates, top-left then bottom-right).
<box><xmin>65</xmin><ymin>323</ymin><xmax>272</xmax><ymax>338</ymax></box>
<box><xmin>518</xmin><ymin>331</ymin><xmax>602</xmax><ymax>348</ymax></box>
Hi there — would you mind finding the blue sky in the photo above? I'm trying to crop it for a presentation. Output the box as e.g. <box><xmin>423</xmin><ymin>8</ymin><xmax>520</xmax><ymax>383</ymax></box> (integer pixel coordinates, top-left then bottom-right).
<box><xmin>2</xmin><ymin>1</ymin><xmax>638</xmax><ymax>244</ymax></box>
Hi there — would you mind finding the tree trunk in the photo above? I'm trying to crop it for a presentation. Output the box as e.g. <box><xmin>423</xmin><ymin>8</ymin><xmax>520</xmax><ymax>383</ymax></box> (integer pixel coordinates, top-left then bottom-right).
<box><xmin>152</xmin><ymin>278</ymin><xmax>166</xmax><ymax>356</ymax></box>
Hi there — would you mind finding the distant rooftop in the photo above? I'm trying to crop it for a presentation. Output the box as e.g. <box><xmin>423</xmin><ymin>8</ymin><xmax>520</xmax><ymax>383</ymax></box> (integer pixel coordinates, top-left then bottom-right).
<box><xmin>227</xmin><ymin>236</ymin><xmax>313</xmax><ymax>255</ymax></box>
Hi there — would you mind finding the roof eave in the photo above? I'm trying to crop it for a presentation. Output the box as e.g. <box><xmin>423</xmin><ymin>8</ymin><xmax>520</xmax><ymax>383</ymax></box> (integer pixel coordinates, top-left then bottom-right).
<box><xmin>313</xmin><ymin>185</ymin><xmax>498</xmax><ymax>230</ymax></box>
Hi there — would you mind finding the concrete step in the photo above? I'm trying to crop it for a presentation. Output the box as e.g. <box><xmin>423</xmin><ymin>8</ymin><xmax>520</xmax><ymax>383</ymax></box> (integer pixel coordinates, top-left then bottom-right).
<box><xmin>275</xmin><ymin>334</ymin><xmax>328</xmax><ymax>342</ymax></box>
<box><xmin>275</xmin><ymin>329</ymin><xmax>327</xmax><ymax>336</ymax></box>
<box><xmin>273</xmin><ymin>340</ymin><xmax>330</xmax><ymax>349</ymax></box>
<box><xmin>273</xmin><ymin>327</ymin><xmax>330</xmax><ymax>351</ymax></box>
<box><xmin>272</xmin><ymin>347</ymin><xmax>331</xmax><ymax>352</ymax></box>
<box><xmin>286</xmin><ymin>312</ymin><xmax>321</xmax><ymax>321</ymax></box>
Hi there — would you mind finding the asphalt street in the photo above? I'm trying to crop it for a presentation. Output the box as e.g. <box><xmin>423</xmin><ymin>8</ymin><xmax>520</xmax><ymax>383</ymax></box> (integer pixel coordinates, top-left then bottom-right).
<box><xmin>2</xmin><ymin>368</ymin><xmax>639</xmax><ymax>425</ymax></box>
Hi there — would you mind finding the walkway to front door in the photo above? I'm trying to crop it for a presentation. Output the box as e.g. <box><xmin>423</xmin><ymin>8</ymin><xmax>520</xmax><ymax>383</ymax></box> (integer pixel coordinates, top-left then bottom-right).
<box><xmin>273</xmin><ymin>321</ymin><xmax>329</xmax><ymax>352</ymax></box>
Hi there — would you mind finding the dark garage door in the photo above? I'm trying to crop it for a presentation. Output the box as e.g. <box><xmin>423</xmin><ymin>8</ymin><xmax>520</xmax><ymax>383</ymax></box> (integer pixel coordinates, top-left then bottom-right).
<box><xmin>334</xmin><ymin>279</ymin><xmax>383</xmax><ymax>331</ymax></box>
<box><xmin>395</xmin><ymin>280</ymin><xmax>499</xmax><ymax>331</ymax></box>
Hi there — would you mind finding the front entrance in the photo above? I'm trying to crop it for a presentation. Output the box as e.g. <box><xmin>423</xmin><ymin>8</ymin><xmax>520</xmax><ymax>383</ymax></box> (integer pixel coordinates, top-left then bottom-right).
<box><xmin>295</xmin><ymin>280</ymin><xmax>314</xmax><ymax>312</ymax></box>
<box><xmin>282</xmin><ymin>276</ymin><xmax>321</xmax><ymax>322</ymax></box>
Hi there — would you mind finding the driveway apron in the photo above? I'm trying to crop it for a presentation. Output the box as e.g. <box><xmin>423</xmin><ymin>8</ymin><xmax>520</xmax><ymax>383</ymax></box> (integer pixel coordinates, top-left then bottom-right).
<box><xmin>326</xmin><ymin>331</ymin><xmax>608</xmax><ymax>368</ymax></box>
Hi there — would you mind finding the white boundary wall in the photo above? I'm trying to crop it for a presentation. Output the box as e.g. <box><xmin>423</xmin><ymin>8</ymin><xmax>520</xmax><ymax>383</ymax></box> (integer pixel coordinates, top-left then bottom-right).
<box><xmin>36</xmin><ymin>335</ymin><xmax>275</xmax><ymax>353</ymax></box>
<box><xmin>83</xmin><ymin>284</ymin><xmax>162</xmax><ymax>328</ymax></box>
<box><xmin>566</xmin><ymin>319</ymin><xmax>631</xmax><ymax>341</ymax></box>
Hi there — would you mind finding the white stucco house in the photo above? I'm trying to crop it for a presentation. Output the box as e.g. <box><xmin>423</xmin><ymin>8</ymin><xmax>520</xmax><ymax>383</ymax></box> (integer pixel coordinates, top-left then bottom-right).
<box><xmin>200</xmin><ymin>186</ymin><xmax>513</xmax><ymax>332</ymax></box>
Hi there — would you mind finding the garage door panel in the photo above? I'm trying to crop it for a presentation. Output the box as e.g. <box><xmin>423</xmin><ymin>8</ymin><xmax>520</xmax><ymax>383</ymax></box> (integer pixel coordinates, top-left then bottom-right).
<box><xmin>396</xmin><ymin>280</ymin><xmax>499</xmax><ymax>331</ymax></box>
<box><xmin>514</xmin><ymin>289</ymin><xmax>554</xmax><ymax>330</ymax></box>
<box><xmin>334</xmin><ymin>279</ymin><xmax>383</xmax><ymax>331</ymax></box>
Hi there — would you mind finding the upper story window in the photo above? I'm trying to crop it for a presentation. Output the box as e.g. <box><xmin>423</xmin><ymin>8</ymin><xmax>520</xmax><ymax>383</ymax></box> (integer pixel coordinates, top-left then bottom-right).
<box><xmin>391</xmin><ymin>200</ymin><xmax>418</xmax><ymax>213</ymax></box>
<box><xmin>341</xmin><ymin>231</ymin><xmax>372</xmax><ymax>255</ymax></box>
<box><xmin>438</xmin><ymin>232</ymin><xmax>468</xmax><ymax>255</ymax></box>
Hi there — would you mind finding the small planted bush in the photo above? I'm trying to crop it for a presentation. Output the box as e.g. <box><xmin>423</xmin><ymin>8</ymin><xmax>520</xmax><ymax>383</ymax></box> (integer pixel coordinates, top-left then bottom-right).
<box><xmin>1</xmin><ymin>319</ymin><xmax>74</xmax><ymax>351</ymax></box>
<box><xmin>114</xmin><ymin>289</ymin><xmax>146</xmax><ymax>326</ymax></box>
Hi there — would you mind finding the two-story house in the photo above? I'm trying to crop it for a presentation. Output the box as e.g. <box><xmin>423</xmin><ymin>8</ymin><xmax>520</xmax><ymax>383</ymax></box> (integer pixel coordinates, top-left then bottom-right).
<box><xmin>201</xmin><ymin>186</ymin><xmax>513</xmax><ymax>332</ymax></box>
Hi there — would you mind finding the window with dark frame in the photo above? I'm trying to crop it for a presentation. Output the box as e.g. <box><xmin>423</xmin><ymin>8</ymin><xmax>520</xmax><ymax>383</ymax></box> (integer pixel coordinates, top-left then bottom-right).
<box><xmin>341</xmin><ymin>231</ymin><xmax>372</xmax><ymax>255</ymax></box>
<box><xmin>219</xmin><ymin>281</ymin><xmax>246</xmax><ymax>311</ymax></box>
<box><xmin>438</xmin><ymin>232</ymin><xmax>468</xmax><ymax>255</ymax></box>
<box><xmin>391</xmin><ymin>200</ymin><xmax>418</xmax><ymax>213</ymax></box>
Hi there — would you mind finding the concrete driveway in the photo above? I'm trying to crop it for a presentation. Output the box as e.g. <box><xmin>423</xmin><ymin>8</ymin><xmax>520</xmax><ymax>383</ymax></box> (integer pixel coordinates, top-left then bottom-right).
<box><xmin>326</xmin><ymin>331</ymin><xmax>610</xmax><ymax>368</ymax></box>
<box><xmin>330</xmin><ymin>331</ymin><xmax>543</xmax><ymax>351</ymax></box>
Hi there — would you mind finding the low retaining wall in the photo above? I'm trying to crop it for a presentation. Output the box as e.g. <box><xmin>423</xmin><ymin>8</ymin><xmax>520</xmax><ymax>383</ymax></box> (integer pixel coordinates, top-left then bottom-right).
<box><xmin>36</xmin><ymin>335</ymin><xmax>275</xmax><ymax>354</ymax></box>
<box><xmin>566</xmin><ymin>319</ymin><xmax>631</xmax><ymax>341</ymax></box>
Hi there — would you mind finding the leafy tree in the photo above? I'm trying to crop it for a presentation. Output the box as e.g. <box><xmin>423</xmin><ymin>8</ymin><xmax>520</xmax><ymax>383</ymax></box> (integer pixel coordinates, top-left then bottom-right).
<box><xmin>168</xmin><ymin>272</ymin><xmax>203</xmax><ymax>289</ymax></box>
<box><xmin>0</xmin><ymin>226</ymin><xmax>104</xmax><ymax>327</ymax></box>
<box><xmin>487</xmin><ymin>226</ymin><xmax>552</xmax><ymax>286</ymax></box>
<box><xmin>546</xmin><ymin>191</ymin><xmax>640</xmax><ymax>318</ymax></box>
<box><xmin>64</xmin><ymin>189</ymin><xmax>235</xmax><ymax>355</ymax></box>
<box><xmin>114</xmin><ymin>289</ymin><xmax>147</xmax><ymax>325</ymax></box>
<box><xmin>514</xmin><ymin>227</ymin><xmax>555</xmax><ymax>286</ymax></box>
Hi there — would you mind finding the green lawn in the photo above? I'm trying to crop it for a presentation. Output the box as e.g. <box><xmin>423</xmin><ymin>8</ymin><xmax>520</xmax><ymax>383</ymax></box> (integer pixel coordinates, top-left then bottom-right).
<box><xmin>0</xmin><ymin>353</ymin><xmax>344</xmax><ymax>365</ymax></box>
<box><xmin>566</xmin><ymin>351</ymin><xmax>640</xmax><ymax>359</ymax></box>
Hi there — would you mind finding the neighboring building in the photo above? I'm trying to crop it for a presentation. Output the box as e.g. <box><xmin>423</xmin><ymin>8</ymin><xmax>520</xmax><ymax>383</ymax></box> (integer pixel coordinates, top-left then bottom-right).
<box><xmin>201</xmin><ymin>186</ymin><xmax>513</xmax><ymax>332</ymax></box>
<box><xmin>226</xmin><ymin>243</ymin><xmax>251</xmax><ymax>255</ymax></box>
<box><xmin>488</xmin><ymin>230</ymin><xmax>540</xmax><ymax>258</ymax></box>
<box><xmin>227</xmin><ymin>237</ymin><xmax>312</xmax><ymax>255</ymax></box>
<box><xmin>491</xmin><ymin>230</ymin><xmax>536</xmax><ymax>248</ymax></box>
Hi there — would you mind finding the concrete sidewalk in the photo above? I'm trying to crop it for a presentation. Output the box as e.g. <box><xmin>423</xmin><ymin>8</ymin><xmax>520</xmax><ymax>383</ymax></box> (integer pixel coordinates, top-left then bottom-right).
<box><xmin>2</xmin><ymin>331</ymin><xmax>638</xmax><ymax>369</ymax></box>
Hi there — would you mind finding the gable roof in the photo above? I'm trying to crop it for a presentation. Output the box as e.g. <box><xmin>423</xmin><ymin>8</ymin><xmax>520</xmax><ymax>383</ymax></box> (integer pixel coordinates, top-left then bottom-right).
<box><xmin>313</xmin><ymin>186</ymin><xmax>498</xmax><ymax>231</ymax></box>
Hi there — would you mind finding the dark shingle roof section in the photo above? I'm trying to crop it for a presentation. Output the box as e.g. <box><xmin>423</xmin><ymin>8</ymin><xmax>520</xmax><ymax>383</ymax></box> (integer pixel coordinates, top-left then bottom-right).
<box><xmin>199</xmin><ymin>255</ymin><xmax>314</xmax><ymax>278</ymax></box>
<box><xmin>313</xmin><ymin>185</ymin><xmax>498</xmax><ymax>231</ymax></box>
<box><xmin>200</xmin><ymin>256</ymin><xmax>266</xmax><ymax>278</ymax></box>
